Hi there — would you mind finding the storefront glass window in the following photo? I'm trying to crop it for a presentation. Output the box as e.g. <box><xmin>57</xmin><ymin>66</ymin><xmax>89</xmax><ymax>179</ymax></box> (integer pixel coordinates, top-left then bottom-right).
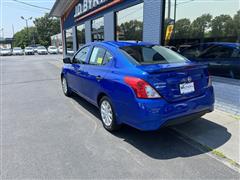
<box><xmin>77</xmin><ymin>24</ymin><xmax>85</xmax><ymax>49</ymax></box>
<box><xmin>65</xmin><ymin>28</ymin><xmax>73</xmax><ymax>54</ymax></box>
<box><xmin>116</xmin><ymin>3</ymin><xmax>143</xmax><ymax>41</ymax></box>
<box><xmin>164</xmin><ymin>0</ymin><xmax>240</xmax><ymax>79</ymax></box>
<box><xmin>92</xmin><ymin>17</ymin><xmax>104</xmax><ymax>41</ymax></box>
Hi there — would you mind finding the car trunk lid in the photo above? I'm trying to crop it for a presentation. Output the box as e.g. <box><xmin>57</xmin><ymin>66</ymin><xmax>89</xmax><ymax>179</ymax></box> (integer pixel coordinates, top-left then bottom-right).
<box><xmin>137</xmin><ymin>63</ymin><xmax>210</xmax><ymax>102</ymax></box>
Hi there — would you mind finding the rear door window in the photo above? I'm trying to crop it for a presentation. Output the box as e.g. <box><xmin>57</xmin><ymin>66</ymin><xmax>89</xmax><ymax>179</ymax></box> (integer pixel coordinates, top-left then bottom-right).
<box><xmin>89</xmin><ymin>47</ymin><xmax>106</xmax><ymax>65</ymax></box>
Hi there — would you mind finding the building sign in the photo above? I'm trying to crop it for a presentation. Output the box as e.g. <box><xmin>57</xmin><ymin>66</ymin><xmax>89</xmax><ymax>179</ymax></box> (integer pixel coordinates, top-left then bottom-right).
<box><xmin>74</xmin><ymin>0</ymin><xmax>111</xmax><ymax>18</ymax></box>
<box><xmin>165</xmin><ymin>19</ymin><xmax>175</xmax><ymax>45</ymax></box>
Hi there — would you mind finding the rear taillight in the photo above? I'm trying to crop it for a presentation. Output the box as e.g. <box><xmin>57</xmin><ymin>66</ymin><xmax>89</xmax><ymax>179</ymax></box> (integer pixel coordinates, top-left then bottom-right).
<box><xmin>124</xmin><ymin>76</ymin><xmax>161</xmax><ymax>99</ymax></box>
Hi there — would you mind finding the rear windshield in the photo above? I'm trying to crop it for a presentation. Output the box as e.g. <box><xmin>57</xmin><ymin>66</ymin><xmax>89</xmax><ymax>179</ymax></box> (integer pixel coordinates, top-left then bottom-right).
<box><xmin>120</xmin><ymin>45</ymin><xmax>188</xmax><ymax>65</ymax></box>
<box><xmin>38</xmin><ymin>46</ymin><xmax>45</xmax><ymax>49</ymax></box>
<box><xmin>25</xmin><ymin>47</ymin><xmax>33</xmax><ymax>50</ymax></box>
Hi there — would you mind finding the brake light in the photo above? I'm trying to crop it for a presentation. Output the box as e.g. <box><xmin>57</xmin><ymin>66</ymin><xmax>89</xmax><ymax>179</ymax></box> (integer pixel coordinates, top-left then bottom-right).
<box><xmin>124</xmin><ymin>76</ymin><xmax>161</xmax><ymax>99</ymax></box>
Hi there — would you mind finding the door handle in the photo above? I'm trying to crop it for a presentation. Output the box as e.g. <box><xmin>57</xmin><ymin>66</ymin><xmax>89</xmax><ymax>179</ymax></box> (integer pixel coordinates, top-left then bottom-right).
<box><xmin>96</xmin><ymin>75</ymin><xmax>103</xmax><ymax>81</ymax></box>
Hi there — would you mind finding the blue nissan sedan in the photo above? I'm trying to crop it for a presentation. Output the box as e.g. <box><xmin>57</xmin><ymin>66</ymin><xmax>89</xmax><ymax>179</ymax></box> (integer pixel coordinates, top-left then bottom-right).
<box><xmin>61</xmin><ymin>41</ymin><xmax>214</xmax><ymax>131</ymax></box>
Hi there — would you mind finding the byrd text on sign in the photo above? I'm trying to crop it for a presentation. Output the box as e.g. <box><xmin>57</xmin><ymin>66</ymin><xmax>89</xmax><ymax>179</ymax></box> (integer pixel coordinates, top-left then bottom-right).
<box><xmin>74</xmin><ymin>0</ymin><xmax>112</xmax><ymax>18</ymax></box>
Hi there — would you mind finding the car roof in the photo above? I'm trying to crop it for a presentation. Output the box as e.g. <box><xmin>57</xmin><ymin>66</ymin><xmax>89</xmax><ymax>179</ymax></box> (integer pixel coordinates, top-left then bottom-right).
<box><xmin>86</xmin><ymin>41</ymin><xmax>155</xmax><ymax>48</ymax></box>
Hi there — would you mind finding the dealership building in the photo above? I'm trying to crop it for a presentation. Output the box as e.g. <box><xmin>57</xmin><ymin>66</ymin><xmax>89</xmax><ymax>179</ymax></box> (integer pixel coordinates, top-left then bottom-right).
<box><xmin>50</xmin><ymin>0</ymin><xmax>164</xmax><ymax>56</ymax></box>
<box><xmin>50</xmin><ymin>0</ymin><xmax>238</xmax><ymax>56</ymax></box>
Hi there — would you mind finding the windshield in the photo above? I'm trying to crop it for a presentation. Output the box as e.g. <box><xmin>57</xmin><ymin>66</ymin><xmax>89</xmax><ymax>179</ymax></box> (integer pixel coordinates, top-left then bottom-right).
<box><xmin>38</xmin><ymin>46</ymin><xmax>46</xmax><ymax>50</ymax></box>
<box><xmin>49</xmin><ymin>46</ymin><xmax>57</xmax><ymax>49</ymax></box>
<box><xmin>25</xmin><ymin>47</ymin><xmax>33</xmax><ymax>50</ymax></box>
<box><xmin>120</xmin><ymin>45</ymin><xmax>188</xmax><ymax>65</ymax></box>
<box><xmin>13</xmin><ymin>47</ymin><xmax>22</xmax><ymax>50</ymax></box>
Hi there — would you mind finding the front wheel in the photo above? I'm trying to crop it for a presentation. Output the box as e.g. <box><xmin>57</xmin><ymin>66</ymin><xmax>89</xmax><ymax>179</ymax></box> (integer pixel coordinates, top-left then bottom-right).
<box><xmin>100</xmin><ymin>96</ymin><xmax>121</xmax><ymax>132</ymax></box>
<box><xmin>61</xmin><ymin>76</ymin><xmax>72</xmax><ymax>97</ymax></box>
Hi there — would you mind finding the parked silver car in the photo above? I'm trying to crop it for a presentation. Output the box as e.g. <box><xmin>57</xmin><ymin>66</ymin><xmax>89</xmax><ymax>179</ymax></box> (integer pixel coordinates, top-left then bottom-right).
<box><xmin>37</xmin><ymin>46</ymin><xmax>48</xmax><ymax>55</ymax></box>
<box><xmin>58</xmin><ymin>46</ymin><xmax>63</xmax><ymax>54</ymax></box>
<box><xmin>24</xmin><ymin>47</ymin><xmax>34</xmax><ymax>55</ymax></box>
<box><xmin>48</xmin><ymin>46</ymin><xmax>58</xmax><ymax>54</ymax></box>
<box><xmin>0</xmin><ymin>48</ymin><xmax>12</xmax><ymax>56</ymax></box>
<box><xmin>12</xmin><ymin>47</ymin><xmax>24</xmax><ymax>55</ymax></box>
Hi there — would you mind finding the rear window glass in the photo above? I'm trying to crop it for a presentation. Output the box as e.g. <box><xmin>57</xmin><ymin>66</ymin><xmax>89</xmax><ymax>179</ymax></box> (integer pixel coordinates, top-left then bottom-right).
<box><xmin>120</xmin><ymin>45</ymin><xmax>188</xmax><ymax>64</ymax></box>
<box><xmin>89</xmin><ymin>47</ymin><xmax>106</xmax><ymax>65</ymax></box>
<box><xmin>25</xmin><ymin>47</ymin><xmax>33</xmax><ymax>50</ymax></box>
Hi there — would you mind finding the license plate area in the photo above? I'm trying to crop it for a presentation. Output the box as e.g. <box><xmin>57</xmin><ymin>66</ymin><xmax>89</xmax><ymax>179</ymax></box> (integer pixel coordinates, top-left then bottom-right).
<box><xmin>179</xmin><ymin>82</ymin><xmax>195</xmax><ymax>94</ymax></box>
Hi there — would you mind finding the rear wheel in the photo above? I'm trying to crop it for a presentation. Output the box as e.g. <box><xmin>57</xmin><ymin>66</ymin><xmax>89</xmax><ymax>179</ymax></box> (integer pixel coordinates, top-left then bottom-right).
<box><xmin>61</xmin><ymin>76</ymin><xmax>72</xmax><ymax>97</ymax></box>
<box><xmin>100</xmin><ymin>96</ymin><xmax>121</xmax><ymax>131</ymax></box>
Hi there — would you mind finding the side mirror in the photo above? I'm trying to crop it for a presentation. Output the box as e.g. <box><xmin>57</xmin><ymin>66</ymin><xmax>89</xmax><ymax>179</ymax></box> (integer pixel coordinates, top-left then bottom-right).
<box><xmin>63</xmin><ymin>57</ymin><xmax>71</xmax><ymax>64</ymax></box>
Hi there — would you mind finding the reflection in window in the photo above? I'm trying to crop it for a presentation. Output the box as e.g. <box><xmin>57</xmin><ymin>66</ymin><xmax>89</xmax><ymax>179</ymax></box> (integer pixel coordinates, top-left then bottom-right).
<box><xmin>77</xmin><ymin>24</ymin><xmax>85</xmax><ymax>49</ymax></box>
<box><xmin>163</xmin><ymin>0</ymin><xmax>240</xmax><ymax>79</ymax></box>
<box><xmin>92</xmin><ymin>17</ymin><xmax>104</xmax><ymax>41</ymax></box>
<box><xmin>116</xmin><ymin>3</ymin><xmax>143</xmax><ymax>41</ymax></box>
<box><xmin>74</xmin><ymin>46</ymin><xmax>90</xmax><ymax>64</ymax></box>
<box><xmin>164</xmin><ymin>0</ymin><xmax>239</xmax><ymax>47</ymax></box>
<box><xmin>65</xmin><ymin>28</ymin><xmax>73</xmax><ymax>54</ymax></box>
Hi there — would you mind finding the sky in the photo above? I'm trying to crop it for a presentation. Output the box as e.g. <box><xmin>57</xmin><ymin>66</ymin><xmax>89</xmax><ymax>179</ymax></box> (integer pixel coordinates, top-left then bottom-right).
<box><xmin>0</xmin><ymin>0</ymin><xmax>240</xmax><ymax>38</ymax></box>
<box><xmin>167</xmin><ymin>0</ymin><xmax>240</xmax><ymax>21</ymax></box>
<box><xmin>0</xmin><ymin>0</ymin><xmax>55</xmax><ymax>37</ymax></box>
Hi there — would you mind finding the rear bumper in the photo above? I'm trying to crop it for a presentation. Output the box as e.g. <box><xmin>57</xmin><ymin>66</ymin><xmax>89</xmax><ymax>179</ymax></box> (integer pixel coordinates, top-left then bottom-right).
<box><xmin>115</xmin><ymin>87</ymin><xmax>214</xmax><ymax>131</ymax></box>
<box><xmin>38</xmin><ymin>52</ymin><xmax>48</xmax><ymax>55</ymax></box>
<box><xmin>25</xmin><ymin>52</ymin><xmax>34</xmax><ymax>55</ymax></box>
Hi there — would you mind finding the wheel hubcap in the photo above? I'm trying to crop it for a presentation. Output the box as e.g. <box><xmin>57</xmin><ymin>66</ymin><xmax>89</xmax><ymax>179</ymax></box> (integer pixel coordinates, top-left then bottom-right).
<box><xmin>100</xmin><ymin>100</ymin><xmax>113</xmax><ymax>126</ymax></box>
<box><xmin>62</xmin><ymin>78</ymin><xmax>68</xmax><ymax>94</ymax></box>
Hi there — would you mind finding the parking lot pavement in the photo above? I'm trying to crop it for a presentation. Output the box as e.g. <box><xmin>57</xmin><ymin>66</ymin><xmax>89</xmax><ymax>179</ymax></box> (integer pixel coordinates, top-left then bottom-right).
<box><xmin>1</xmin><ymin>55</ymin><xmax>239</xmax><ymax>179</ymax></box>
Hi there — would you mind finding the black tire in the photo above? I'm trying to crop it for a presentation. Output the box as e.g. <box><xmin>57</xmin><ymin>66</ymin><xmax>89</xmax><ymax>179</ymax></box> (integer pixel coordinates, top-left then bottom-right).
<box><xmin>61</xmin><ymin>76</ymin><xmax>72</xmax><ymax>97</ymax></box>
<box><xmin>99</xmin><ymin>96</ymin><xmax>121</xmax><ymax>132</ymax></box>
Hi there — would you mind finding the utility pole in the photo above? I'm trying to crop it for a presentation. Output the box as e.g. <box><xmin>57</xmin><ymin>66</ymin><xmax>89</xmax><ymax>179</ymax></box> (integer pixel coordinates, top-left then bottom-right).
<box><xmin>21</xmin><ymin>16</ymin><xmax>32</xmax><ymax>46</ymax></box>
<box><xmin>173</xmin><ymin>0</ymin><xmax>177</xmax><ymax>38</ymax></box>
<box><xmin>0</xmin><ymin>28</ymin><xmax>4</xmax><ymax>39</ymax></box>
<box><xmin>12</xmin><ymin>24</ymin><xmax>15</xmax><ymax>37</ymax></box>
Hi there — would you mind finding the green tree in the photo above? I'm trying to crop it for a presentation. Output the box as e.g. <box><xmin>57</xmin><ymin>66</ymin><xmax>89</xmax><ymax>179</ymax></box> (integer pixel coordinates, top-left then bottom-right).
<box><xmin>190</xmin><ymin>14</ymin><xmax>212</xmax><ymax>38</ymax></box>
<box><xmin>174</xmin><ymin>18</ymin><xmax>191</xmax><ymax>39</ymax></box>
<box><xmin>13</xmin><ymin>27</ymin><xmax>38</xmax><ymax>48</ymax></box>
<box><xmin>33</xmin><ymin>13</ymin><xmax>60</xmax><ymax>46</ymax></box>
<box><xmin>118</xmin><ymin>20</ymin><xmax>143</xmax><ymax>41</ymax></box>
<box><xmin>211</xmin><ymin>15</ymin><xmax>234</xmax><ymax>37</ymax></box>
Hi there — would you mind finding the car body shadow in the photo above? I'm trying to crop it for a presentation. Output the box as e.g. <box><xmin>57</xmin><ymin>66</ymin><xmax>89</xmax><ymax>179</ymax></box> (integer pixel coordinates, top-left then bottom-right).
<box><xmin>71</xmin><ymin>94</ymin><xmax>231</xmax><ymax>160</ymax></box>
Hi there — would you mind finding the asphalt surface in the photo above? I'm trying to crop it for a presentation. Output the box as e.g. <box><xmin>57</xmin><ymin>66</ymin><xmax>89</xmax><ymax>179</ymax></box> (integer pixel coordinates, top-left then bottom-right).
<box><xmin>1</xmin><ymin>55</ymin><xmax>239</xmax><ymax>179</ymax></box>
